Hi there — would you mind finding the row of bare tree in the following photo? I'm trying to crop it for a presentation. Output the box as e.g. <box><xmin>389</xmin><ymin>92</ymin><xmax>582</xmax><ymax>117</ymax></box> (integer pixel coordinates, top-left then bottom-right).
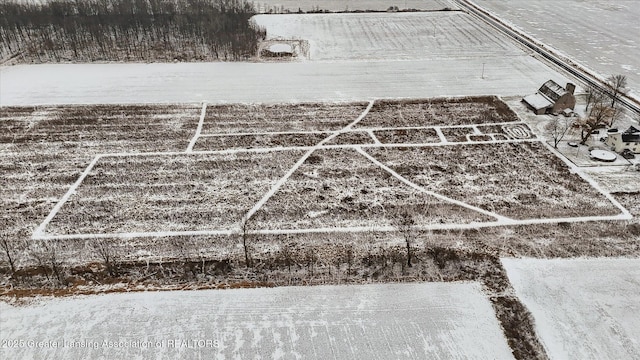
<box><xmin>0</xmin><ymin>0</ymin><xmax>266</xmax><ymax>62</ymax></box>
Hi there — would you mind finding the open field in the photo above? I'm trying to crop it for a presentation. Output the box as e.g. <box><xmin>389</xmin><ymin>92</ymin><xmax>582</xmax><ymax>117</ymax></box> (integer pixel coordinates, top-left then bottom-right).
<box><xmin>253</xmin><ymin>12</ymin><xmax>521</xmax><ymax>61</ymax></box>
<box><xmin>0</xmin><ymin>57</ymin><xmax>572</xmax><ymax>106</ymax></box>
<box><xmin>355</xmin><ymin>96</ymin><xmax>518</xmax><ymax>128</ymax></box>
<box><xmin>2</xmin><ymin>99</ymin><xmax>637</xmax><ymax>360</ymax></box>
<box><xmin>0</xmin><ymin>105</ymin><xmax>200</xmax><ymax>244</ymax></box>
<box><xmin>0</xmin><ymin>9</ymin><xmax>574</xmax><ymax>106</ymax></box>
<box><xmin>252</xmin><ymin>148</ymin><xmax>494</xmax><ymax>230</ymax></box>
<box><xmin>253</xmin><ymin>0</ymin><xmax>458</xmax><ymax>13</ymax></box>
<box><xmin>46</xmin><ymin>152</ymin><xmax>305</xmax><ymax>235</ymax></box>
<box><xmin>367</xmin><ymin>141</ymin><xmax>621</xmax><ymax>220</ymax></box>
<box><xmin>475</xmin><ymin>0</ymin><xmax>640</xmax><ymax>94</ymax></box>
<box><xmin>582</xmin><ymin>167</ymin><xmax>640</xmax><ymax>193</ymax></box>
<box><xmin>202</xmin><ymin>102</ymin><xmax>366</xmax><ymax>134</ymax></box>
<box><xmin>502</xmin><ymin>258</ymin><xmax>640</xmax><ymax>360</ymax></box>
<box><xmin>3</xmin><ymin>97</ymin><xmax>629</xmax><ymax>238</ymax></box>
<box><xmin>9</xmin><ymin>96</ymin><xmax>626</xmax><ymax>243</ymax></box>
<box><xmin>0</xmin><ymin>282</ymin><xmax>514</xmax><ymax>359</ymax></box>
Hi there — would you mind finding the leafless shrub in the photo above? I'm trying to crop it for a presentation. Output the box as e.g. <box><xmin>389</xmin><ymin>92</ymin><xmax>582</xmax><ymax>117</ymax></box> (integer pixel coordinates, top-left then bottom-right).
<box><xmin>92</xmin><ymin>239</ymin><xmax>118</xmax><ymax>277</ymax></box>
<box><xmin>426</xmin><ymin>246</ymin><xmax>460</xmax><ymax>270</ymax></box>
<box><xmin>30</xmin><ymin>240</ymin><xmax>68</xmax><ymax>286</ymax></box>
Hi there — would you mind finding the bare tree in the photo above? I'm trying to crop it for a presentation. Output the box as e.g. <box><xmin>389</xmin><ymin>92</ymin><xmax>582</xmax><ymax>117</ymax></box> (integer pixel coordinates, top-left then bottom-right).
<box><xmin>584</xmin><ymin>85</ymin><xmax>605</xmax><ymax>112</ymax></box>
<box><xmin>608</xmin><ymin>105</ymin><xmax>626</xmax><ymax>128</ymax></box>
<box><xmin>606</xmin><ymin>74</ymin><xmax>628</xmax><ymax>108</ymax></box>
<box><xmin>0</xmin><ymin>236</ymin><xmax>18</xmax><ymax>275</ymax></box>
<box><xmin>579</xmin><ymin>101</ymin><xmax>613</xmax><ymax>144</ymax></box>
<box><xmin>545</xmin><ymin>116</ymin><xmax>571</xmax><ymax>148</ymax></box>
<box><xmin>240</xmin><ymin>214</ymin><xmax>261</xmax><ymax>268</ymax></box>
<box><xmin>305</xmin><ymin>244</ymin><xmax>317</xmax><ymax>277</ymax></box>
<box><xmin>0</xmin><ymin>0</ymin><xmax>265</xmax><ymax>63</ymax></box>
<box><xmin>344</xmin><ymin>243</ymin><xmax>354</xmax><ymax>278</ymax></box>
<box><xmin>279</xmin><ymin>240</ymin><xmax>295</xmax><ymax>274</ymax></box>
<box><xmin>390</xmin><ymin>208</ymin><xmax>416</xmax><ymax>268</ymax></box>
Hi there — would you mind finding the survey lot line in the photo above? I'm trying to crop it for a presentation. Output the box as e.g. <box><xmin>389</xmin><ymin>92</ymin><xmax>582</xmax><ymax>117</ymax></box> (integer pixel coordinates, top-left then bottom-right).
<box><xmin>362</xmin><ymin>121</ymin><xmax>523</xmax><ymax>132</ymax></box>
<box><xmin>32</xmin><ymin>155</ymin><xmax>103</xmax><ymax>238</ymax></box>
<box><xmin>185</xmin><ymin>102</ymin><xmax>207</xmax><ymax>152</ymax></box>
<box><xmin>32</xmin><ymin>229</ymin><xmax>236</xmax><ymax>241</ymax></box>
<box><xmin>33</xmin><ymin>212</ymin><xmax>632</xmax><ymax>240</ymax></box>
<box><xmin>199</xmin><ymin>130</ymin><xmax>332</xmax><ymax>137</ymax></box>
<box><xmin>241</xmin><ymin>100</ymin><xmax>376</xmax><ymax>225</ymax></box>
<box><xmin>355</xmin><ymin>146</ymin><xmax>512</xmax><ymax>222</ymax></box>
<box><xmin>92</xmin><ymin>138</ymin><xmax>541</xmax><ymax>159</ymax></box>
<box><xmin>434</xmin><ymin>127</ymin><xmax>448</xmax><ymax>143</ymax></box>
<box><xmin>195</xmin><ymin>121</ymin><xmax>524</xmax><ymax>138</ymax></box>
<box><xmin>367</xmin><ymin>130</ymin><xmax>382</xmax><ymax>144</ymax></box>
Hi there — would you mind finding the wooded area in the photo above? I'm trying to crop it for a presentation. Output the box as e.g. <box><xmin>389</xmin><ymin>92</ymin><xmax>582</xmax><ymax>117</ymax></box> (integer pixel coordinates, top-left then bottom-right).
<box><xmin>0</xmin><ymin>0</ymin><xmax>266</xmax><ymax>63</ymax></box>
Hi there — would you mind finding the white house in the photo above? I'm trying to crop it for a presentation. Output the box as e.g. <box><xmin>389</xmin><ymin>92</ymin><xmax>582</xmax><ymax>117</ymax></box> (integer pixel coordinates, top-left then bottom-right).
<box><xmin>605</xmin><ymin>126</ymin><xmax>640</xmax><ymax>153</ymax></box>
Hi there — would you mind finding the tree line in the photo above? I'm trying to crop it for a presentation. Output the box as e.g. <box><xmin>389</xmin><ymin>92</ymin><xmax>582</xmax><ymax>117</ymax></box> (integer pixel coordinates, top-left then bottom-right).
<box><xmin>0</xmin><ymin>0</ymin><xmax>266</xmax><ymax>63</ymax></box>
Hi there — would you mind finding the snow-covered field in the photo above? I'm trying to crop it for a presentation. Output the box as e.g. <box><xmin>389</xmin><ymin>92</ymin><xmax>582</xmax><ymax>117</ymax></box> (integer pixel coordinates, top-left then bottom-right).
<box><xmin>0</xmin><ymin>283</ymin><xmax>514</xmax><ymax>359</ymax></box>
<box><xmin>0</xmin><ymin>55</ymin><xmax>569</xmax><ymax>106</ymax></box>
<box><xmin>0</xmin><ymin>11</ymin><xmax>574</xmax><ymax>105</ymax></box>
<box><xmin>253</xmin><ymin>0</ymin><xmax>457</xmax><ymax>13</ymax></box>
<box><xmin>253</xmin><ymin>12</ymin><xmax>521</xmax><ymax>60</ymax></box>
<box><xmin>582</xmin><ymin>167</ymin><xmax>640</xmax><ymax>193</ymax></box>
<box><xmin>475</xmin><ymin>0</ymin><xmax>640</xmax><ymax>94</ymax></box>
<box><xmin>502</xmin><ymin>258</ymin><xmax>640</xmax><ymax>360</ymax></box>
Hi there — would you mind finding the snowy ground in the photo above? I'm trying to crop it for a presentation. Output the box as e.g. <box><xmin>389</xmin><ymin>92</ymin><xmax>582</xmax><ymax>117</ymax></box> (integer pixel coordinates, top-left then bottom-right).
<box><xmin>1</xmin><ymin>11</ymin><xmax>574</xmax><ymax>106</ymax></box>
<box><xmin>0</xmin><ymin>282</ymin><xmax>514</xmax><ymax>359</ymax></box>
<box><xmin>0</xmin><ymin>56</ymin><xmax>569</xmax><ymax>106</ymax></box>
<box><xmin>253</xmin><ymin>12</ymin><xmax>521</xmax><ymax>61</ymax></box>
<box><xmin>253</xmin><ymin>0</ymin><xmax>457</xmax><ymax>13</ymax></box>
<box><xmin>502</xmin><ymin>258</ymin><xmax>640</xmax><ymax>360</ymax></box>
<box><xmin>475</xmin><ymin>0</ymin><xmax>640</xmax><ymax>95</ymax></box>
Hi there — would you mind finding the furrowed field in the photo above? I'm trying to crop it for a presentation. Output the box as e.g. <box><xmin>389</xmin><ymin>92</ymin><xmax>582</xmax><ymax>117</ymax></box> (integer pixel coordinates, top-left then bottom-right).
<box><xmin>2</xmin><ymin>2</ymin><xmax>639</xmax><ymax>359</ymax></box>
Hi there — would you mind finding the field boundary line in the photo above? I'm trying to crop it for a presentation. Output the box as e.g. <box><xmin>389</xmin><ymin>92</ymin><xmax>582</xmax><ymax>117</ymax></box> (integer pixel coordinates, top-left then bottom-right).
<box><xmin>34</xmin><ymin>229</ymin><xmax>236</xmax><ymax>240</ymax></box>
<box><xmin>32</xmin><ymin>155</ymin><xmax>103</xmax><ymax>239</ymax></box>
<box><xmin>92</xmin><ymin>138</ymin><xmax>541</xmax><ymax>159</ymax></box>
<box><xmin>196</xmin><ymin>121</ymin><xmax>524</xmax><ymax>138</ymax></box>
<box><xmin>434</xmin><ymin>127</ymin><xmax>447</xmax><ymax>143</ymax></box>
<box><xmin>186</xmin><ymin>102</ymin><xmax>207</xmax><ymax>152</ymax></box>
<box><xmin>541</xmin><ymin>142</ymin><xmax>632</xmax><ymax>219</ymax></box>
<box><xmin>367</xmin><ymin>130</ymin><xmax>382</xmax><ymax>144</ymax></box>
<box><xmin>360</xmin><ymin>121</ymin><xmax>523</xmax><ymax>132</ymax></box>
<box><xmin>199</xmin><ymin>130</ymin><xmax>332</xmax><ymax>137</ymax></box>
<box><xmin>241</xmin><ymin>100</ymin><xmax>376</xmax><ymax>225</ymax></box>
<box><xmin>34</xmin><ymin>212</ymin><xmax>633</xmax><ymax>240</ymax></box>
<box><xmin>355</xmin><ymin>146</ymin><xmax>512</xmax><ymax>222</ymax></box>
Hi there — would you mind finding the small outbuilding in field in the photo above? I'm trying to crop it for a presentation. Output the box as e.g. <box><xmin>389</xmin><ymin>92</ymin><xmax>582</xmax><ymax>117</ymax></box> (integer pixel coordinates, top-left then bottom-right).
<box><xmin>261</xmin><ymin>43</ymin><xmax>294</xmax><ymax>58</ymax></box>
<box><xmin>523</xmin><ymin>80</ymin><xmax>576</xmax><ymax>115</ymax></box>
<box><xmin>605</xmin><ymin>126</ymin><xmax>640</xmax><ymax>153</ymax></box>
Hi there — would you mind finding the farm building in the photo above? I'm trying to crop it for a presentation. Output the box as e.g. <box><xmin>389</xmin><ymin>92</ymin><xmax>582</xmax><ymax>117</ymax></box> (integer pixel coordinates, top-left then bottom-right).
<box><xmin>522</xmin><ymin>80</ymin><xmax>576</xmax><ymax>115</ymax></box>
<box><xmin>605</xmin><ymin>126</ymin><xmax>640</xmax><ymax>153</ymax></box>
